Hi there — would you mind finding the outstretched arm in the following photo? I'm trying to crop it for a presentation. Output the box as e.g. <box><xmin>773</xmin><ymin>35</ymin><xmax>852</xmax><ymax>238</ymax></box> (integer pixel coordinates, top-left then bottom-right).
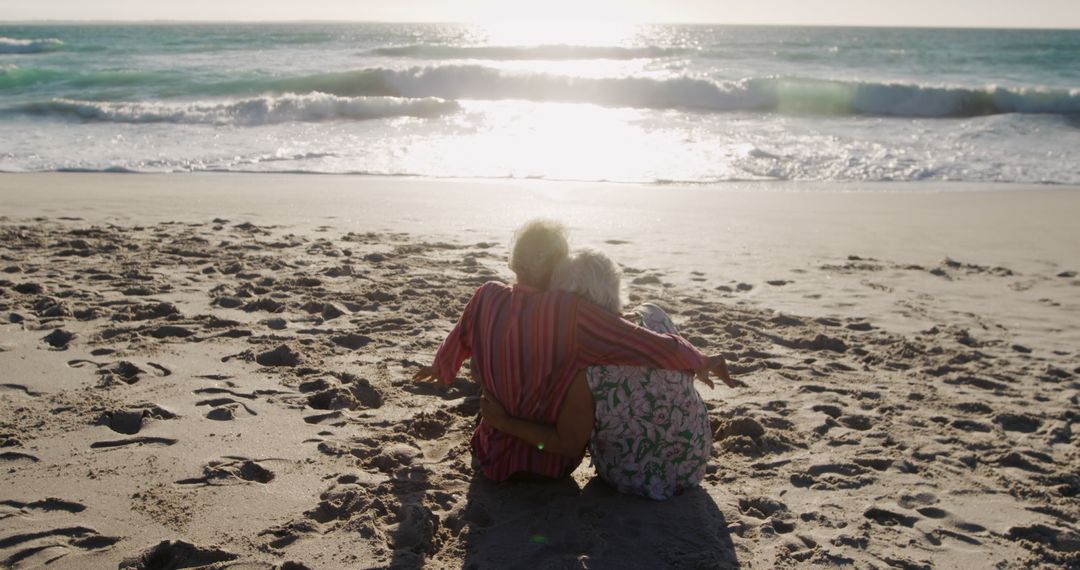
<box><xmin>414</xmin><ymin>283</ymin><xmax>489</xmax><ymax>385</ymax></box>
<box><xmin>576</xmin><ymin>301</ymin><xmax>735</xmax><ymax>389</ymax></box>
<box><xmin>480</xmin><ymin>370</ymin><xmax>594</xmax><ymax>459</ymax></box>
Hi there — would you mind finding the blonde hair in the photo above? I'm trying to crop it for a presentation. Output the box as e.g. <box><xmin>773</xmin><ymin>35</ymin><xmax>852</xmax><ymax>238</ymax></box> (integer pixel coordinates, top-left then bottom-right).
<box><xmin>509</xmin><ymin>219</ymin><xmax>569</xmax><ymax>288</ymax></box>
<box><xmin>551</xmin><ymin>248</ymin><xmax>622</xmax><ymax>313</ymax></box>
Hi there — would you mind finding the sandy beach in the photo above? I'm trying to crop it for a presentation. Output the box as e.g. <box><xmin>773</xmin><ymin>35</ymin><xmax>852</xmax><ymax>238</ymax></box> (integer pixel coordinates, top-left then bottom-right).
<box><xmin>1</xmin><ymin>173</ymin><xmax>1078</xmax><ymax>569</ymax></box>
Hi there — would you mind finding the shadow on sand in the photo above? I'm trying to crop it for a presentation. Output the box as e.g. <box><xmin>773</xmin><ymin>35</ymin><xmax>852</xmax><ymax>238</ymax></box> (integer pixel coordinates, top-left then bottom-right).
<box><xmin>459</xmin><ymin>473</ymin><xmax>740</xmax><ymax>569</ymax></box>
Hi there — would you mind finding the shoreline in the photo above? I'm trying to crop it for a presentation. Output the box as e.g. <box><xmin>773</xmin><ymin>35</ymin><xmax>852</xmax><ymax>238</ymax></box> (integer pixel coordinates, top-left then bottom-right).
<box><xmin>3</xmin><ymin>169</ymin><xmax>1079</xmax><ymax>192</ymax></box>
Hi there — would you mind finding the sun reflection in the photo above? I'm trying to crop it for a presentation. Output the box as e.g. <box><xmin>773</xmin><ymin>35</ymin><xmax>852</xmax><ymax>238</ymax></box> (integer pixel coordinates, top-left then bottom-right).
<box><xmin>395</xmin><ymin>101</ymin><xmax>730</xmax><ymax>183</ymax></box>
<box><xmin>469</xmin><ymin>19</ymin><xmax>639</xmax><ymax>48</ymax></box>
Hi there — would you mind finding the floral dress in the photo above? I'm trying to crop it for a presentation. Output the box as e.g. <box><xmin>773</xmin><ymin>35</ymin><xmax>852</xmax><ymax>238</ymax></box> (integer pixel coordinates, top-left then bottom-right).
<box><xmin>586</xmin><ymin>303</ymin><xmax>711</xmax><ymax>500</ymax></box>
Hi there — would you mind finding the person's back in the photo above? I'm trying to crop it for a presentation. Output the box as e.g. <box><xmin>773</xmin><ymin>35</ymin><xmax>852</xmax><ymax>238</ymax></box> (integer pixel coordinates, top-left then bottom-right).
<box><xmin>447</xmin><ymin>280</ymin><xmax>587</xmax><ymax>480</ymax></box>
<box><xmin>427</xmin><ymin>219</ymin><xmax>582</xmax><ymax>480</ymax></box>
<box><xmin>545</xmin><ymin>249</ymin><xmax>710</xmax><ymax>499</ymax></box>
<box><xmin>586</xmin><ymin>304</ymin><xmax>711</xmax><ymax>500</ymax></box>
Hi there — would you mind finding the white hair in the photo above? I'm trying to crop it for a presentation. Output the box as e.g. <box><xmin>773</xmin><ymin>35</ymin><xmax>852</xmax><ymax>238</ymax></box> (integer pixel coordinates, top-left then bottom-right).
<box><xmin>509</xmin><ymin>219</ymin><xmax>569</xmax><ymax>288</ymax></box>
<box><xmin>551</xmin><ymin>248</ymin><xmax>622</xmax><ymax>313</ymax></box>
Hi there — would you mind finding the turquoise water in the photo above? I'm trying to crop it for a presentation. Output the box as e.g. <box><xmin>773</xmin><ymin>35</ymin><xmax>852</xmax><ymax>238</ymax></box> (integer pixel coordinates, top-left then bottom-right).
<box><xmin>1</xmin><ymin>23</ymin><xmax>1078</xmax><ymax>184</ymax></box>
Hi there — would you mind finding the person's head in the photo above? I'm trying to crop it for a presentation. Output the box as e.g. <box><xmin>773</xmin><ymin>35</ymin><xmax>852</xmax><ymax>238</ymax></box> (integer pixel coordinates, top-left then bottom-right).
<box><xmin>550</xmin><ymin>248</ymin><xmax>622</xmax><ymax>313</ymax></box>
<box><xmin>509</xmin><ymin>219</ymin><xmax>569</xmax><ymax>289</ymax></box>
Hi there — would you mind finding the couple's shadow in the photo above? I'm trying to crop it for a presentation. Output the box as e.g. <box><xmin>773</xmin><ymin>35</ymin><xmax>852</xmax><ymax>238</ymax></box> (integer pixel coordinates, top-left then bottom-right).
<box><xmin>457</xmin><ymin>471</ymin><xmax>741</xmax><ymax>569</ymax></box>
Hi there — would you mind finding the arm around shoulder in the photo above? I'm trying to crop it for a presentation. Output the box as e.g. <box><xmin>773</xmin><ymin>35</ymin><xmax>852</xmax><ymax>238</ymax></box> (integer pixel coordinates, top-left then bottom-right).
<box><xmin>575</xmin><ymin>301</ymin><xmax>706</xmax><ymax>372</ymax></box>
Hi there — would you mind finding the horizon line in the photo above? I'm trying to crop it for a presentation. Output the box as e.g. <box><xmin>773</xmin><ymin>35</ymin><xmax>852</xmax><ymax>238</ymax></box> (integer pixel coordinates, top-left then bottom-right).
<box><xmin>1</xmin><ymin>19</ymin><xmax>1079</xmax><ymax>31</ymax></box>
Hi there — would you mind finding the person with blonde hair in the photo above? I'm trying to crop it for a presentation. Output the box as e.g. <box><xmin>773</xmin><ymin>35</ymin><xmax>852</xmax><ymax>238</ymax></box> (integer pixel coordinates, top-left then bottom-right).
<box><xmin>414</xmin><ymin>220</ymin><xmax>733</xmax><ymax>483</ymax></box>
<box><xmin>480</xmin><ymin>249</ymin><xmax>713</xmax><ymax>499</ymax></box>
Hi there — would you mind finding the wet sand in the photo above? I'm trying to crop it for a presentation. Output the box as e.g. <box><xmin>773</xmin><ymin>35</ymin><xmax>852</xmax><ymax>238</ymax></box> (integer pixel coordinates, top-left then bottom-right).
<box><xmin>1</xmin><ymin>173</ymin><xmax>1078</xmax><ymax>569</ymax></box>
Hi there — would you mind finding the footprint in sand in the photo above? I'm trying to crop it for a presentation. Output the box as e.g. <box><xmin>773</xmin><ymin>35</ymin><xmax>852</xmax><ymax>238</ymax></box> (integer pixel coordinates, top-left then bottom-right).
<box><xmin>306</xmin><ymin>388</ymin><xmax>361</xmax><ymax>411</ymax></box>
<box><xmin>401</xmin><ymin>376</ymin><xmax>475</xmax><ymax>401</ymax></box>
<box><xmin>0</xmin><ymin>498</ymin><xmax>86</xmax><ymax>515</ymax></box>
<box><xmin>68</xmin><ymin>359</ymin><xmax>171</xmax><ymax>385</ymax></box>
<box><xmin>145</xmin><ymin>362</ymin><xmax>171</xmax><ymax>376</ymax></box>
<box><xmin>402</xmin><ymin>410</ymin><xmax>454</xmax><ymax>441</ymax></box>
<box><xmin>0</xmin><ymin>383</ymin><xmax>43</xmax><ymax>397</ymax></box>
<box><xmin>791</xmin><ymin>463</ymin><xmax>876</xmax><ymax>490</ymax></box>
<box><xmin>195</xmin><ymin>397</ymin><xmax>258</xmax><ymax>421</ymax></box>
<box><xmin>995</xmin><ymin>450</ymin><xmax>1054</xmax><ymax>474</ymax></box>
<box><xmin>119</xmin><ymin>540</ymin><xmax>236</xmax><ymax>570</ymax></box>
<box><xmin>925</xmin><ymin>527</ymin><xmax>982</xmax><ymax>546</ymax></box>
<box><xmin>90</xmin><ymin>437</ymin><xmax>178</xmax><ymax>450</ymax></box>
<box><xmin>952</xmin><ymin>401</ymin><xmax>993</xmax><ymax>414</ymax></box>
<box><xmin>297</xmin><ymin>476</ymin><xmax>442</xmax><ymax>557</ymax></box>
<box><xmin>943</xmin><ymin>375</ymin><xmax>1011</xmax><ymax>393</ymax></box>
<box><xmin>852</xmin><ymin>456</ymin><xmax>893</xmax><ymax>471</ymax></box>
<box><xmin>305</xmin><ymin>379</ymin><xmax>383</xmax><ymax>412</ymax></box>
<box><xmin>0</xmin><ymin>451</ymin><xmax>40</xmax><ymax>464</ymax></box>
<box><xmin>331</xmin><ymin>333</ymin><xmax>372</xmax><ymax>350</ymax></box>
<box><xmin>994</xmin><ymin>412</ymin><xmax>1042</xmax><ymax>433</ymax></box>
<box><xmin>303</xmin><ymin>411</ymin><xmax>346</xmax><ymax>426</ymax></box>
<box><xmin>713</xmin><ymin>416</ymin><xmax>797</xmax><ymax>457</ymax></box>
<box><xmin>258</xmin><ymin>520</ymin><xmax>320</xmax><ymax>550</ymax></box>
<box><xmin>738</xmin><ymin>497</ymin><xmax>789</xmax><ymax>520</ymax></box>
<box><xmin>811</xmin><ymin>404</ymin><xmax>843</xmax><ymax>418</ymax></box>
<box><xmin>1006</xmin><ymin>524</ymin><xmax>1080</xmax><ymax>555</ymax></box>
<box><xmin>0</xmin><ymin>525</ymin><xmax>120</xmax><ymax>568</ymax></box>
<box><xmin>98</xmin><ymin>405</ymin><xmax>176</xmax><ymax>435</ymax></box>
<box><xmin>798</xmin><ymin>504</ymin><xmax>849</xmax><ymax>530</ymax></box>
<box><xmin>192</xmin><ymin>386</ymin><xmax>256</xmax><ymax>399</ymax></box>
<box><xmin>343</xmin><ymin>435</ymin><xmax>424</xmax><ymax>474</ymax></box>
<box><xmin>99</xmin><ymin>362</ymin><xmax>148</xmax><ymax>386</ymax></box>
<box><xmin>41</xmin><ymin>329</ymin><xmax>76</xmax><ymax>350</ymax></box>
<box><xmin>837</xmin><ymin>414</ymin><xmax>875</xmax><ymax>431</ymax></box>
<box><xmin>144</xmin><ymin>325</ymin><xmax>195</xmax><ymax>340</ymax></box>
<box><xmin>863</xmin><ymin>506</ymin><xmax>920</xmax><ymax>528</ymax></box>
<box><xmin>175</xmin><ymin>457</ymin><xmax>275</xmax><ymax>486</ymax></box>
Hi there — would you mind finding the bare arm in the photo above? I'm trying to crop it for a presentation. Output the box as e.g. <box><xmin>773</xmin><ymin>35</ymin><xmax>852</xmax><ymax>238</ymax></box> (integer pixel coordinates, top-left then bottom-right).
<box><xmin>480</xmin><ymin>370</ymin><xmax>594</xmax><ymax>459</ymax></box>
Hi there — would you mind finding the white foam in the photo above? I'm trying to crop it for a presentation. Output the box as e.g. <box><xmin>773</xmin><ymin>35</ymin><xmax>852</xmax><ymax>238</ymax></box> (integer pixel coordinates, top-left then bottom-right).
<box><xmin>0</xmin><ymin>37</ymin><xmax>64</xmax><ymax>54</ymax></box>
<box><xmin>26</xmin><ymin>93</ymin><xmax>460</xmax><ymax>125</ymax></box>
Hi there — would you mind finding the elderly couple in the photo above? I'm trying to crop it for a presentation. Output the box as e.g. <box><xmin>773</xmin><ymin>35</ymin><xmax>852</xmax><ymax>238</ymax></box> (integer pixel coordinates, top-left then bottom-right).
<box><xmin>414</xmin><ymin>220</ymin><xmax>735</xmax><ymax>500</ymax></box>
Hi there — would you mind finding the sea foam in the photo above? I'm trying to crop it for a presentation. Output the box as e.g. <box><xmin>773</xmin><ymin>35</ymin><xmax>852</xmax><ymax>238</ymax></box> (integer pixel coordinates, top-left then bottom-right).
<box><xmin>0</xmin><ymin>37</ymin><xmax>64</xmax><ymax>54</ymax></box>
<box><xmin>22</xmin><ymin>93</ymin><xmax>460</xmax><ymax>125</ymax></box>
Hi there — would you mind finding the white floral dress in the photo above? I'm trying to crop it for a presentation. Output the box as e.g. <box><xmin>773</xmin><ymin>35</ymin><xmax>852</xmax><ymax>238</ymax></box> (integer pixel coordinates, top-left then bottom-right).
<box><xmin>586</xmin><ymin>304</ymin><xmax>711</xmax><ymax>500</ymax></box>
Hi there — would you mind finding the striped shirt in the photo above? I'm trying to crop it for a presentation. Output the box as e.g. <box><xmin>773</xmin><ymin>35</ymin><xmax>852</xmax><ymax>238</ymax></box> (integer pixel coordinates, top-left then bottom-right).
<box><xmin>433</xmin><ymin>281</ymin><xmax>707</xmax><ymax>481</ymax></box>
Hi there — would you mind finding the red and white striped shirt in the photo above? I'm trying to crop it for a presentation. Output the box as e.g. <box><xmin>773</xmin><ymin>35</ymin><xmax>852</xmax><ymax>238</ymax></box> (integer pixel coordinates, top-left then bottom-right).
<box><xmin>433</xmin><ymin>281</ymin><xmax>706</xmax><ymax>481</ymax></box>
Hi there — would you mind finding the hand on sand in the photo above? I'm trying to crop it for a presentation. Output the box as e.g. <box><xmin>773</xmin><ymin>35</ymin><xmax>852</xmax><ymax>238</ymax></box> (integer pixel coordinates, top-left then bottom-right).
<box><xmin>696</xmin><ymin>354</ymin><xmax>737</xmax><ymax>389</ymax></box>
<box><xmin>412</xmin><ymin>364</ymin><xmax>437</xmax><ymax>382</ymax></box>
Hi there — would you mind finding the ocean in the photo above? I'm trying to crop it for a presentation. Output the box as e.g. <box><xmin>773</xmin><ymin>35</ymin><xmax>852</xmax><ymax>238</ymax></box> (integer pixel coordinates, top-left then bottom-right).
<box><xmin>1</xmin><ymin>23</ymin><xmax>1078</xmax><ymax>185</ymax></box>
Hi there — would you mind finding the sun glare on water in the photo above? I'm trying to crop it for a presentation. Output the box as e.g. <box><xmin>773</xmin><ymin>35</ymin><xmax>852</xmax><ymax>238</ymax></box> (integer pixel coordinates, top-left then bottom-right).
<box><xmin>471</xmin><ymin>19</ymin><xmax>639</xmax><ymax>48</ymax></box>
<box><xmin>434</xmin><ymin>11</ymin><xmax>666</xmax><ymax>182</ymax></box>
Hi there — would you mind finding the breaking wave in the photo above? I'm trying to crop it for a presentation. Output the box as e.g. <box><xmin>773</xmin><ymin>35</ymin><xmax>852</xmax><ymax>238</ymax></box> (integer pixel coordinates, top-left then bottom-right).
<box><xmin>0</xmin><ymin>37</ymin><xmax>64</xmax><ymax>54</ymax></box>
<box><xmin>261</xmin><ymin>66</ymin><xmax>1080</xmax><ymax>118</ymax></box>
<box><xmin>20</xmin><ymin>92</ymin><xmax>460</xmax><ymax>125</ymax></box>
<box><xmin>8</xmin><ymin>63</ymin><xmax>1079</xmax><ymax>120</ymax></box>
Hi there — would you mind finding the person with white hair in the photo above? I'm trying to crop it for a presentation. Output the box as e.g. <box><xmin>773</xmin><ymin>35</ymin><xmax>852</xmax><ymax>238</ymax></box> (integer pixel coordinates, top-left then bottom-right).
<box><xmin>414</xmin><ymin>220</ymin><xmax>734</xmax><ymax>483</ymax></box>
<box><xmin>479</xmin><ymin>248</ymin><xmax>714</xmax><ymax>500</ymax></box>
